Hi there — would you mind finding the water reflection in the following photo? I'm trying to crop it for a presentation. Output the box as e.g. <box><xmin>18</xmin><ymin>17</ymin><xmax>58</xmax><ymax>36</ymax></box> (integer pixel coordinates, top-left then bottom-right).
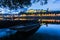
<box><xmin>28</xmin><ymin>24</ymin><xmax>60</xmax><ymax>40</ymax></box>
<box><xmin>37</xmin><ymin>24</ymin><xmax>60</xmax><ymax>36</ymax></box>
<box><xmin>0</xmin><ymin>24</ymin><xmax>60</xmax><ymax>40</ymax></box>
<box><xmin>0</xmin><ymin>28</ymin><xmax>17</xmax><ymax>38</ymax></box>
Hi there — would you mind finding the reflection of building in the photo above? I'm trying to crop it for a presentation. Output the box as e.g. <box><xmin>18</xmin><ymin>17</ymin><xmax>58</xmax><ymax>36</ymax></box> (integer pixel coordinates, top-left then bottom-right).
<box><xmin>26</xmin><ymin>9</ymin><xmax>46</xmax><ymax>13</ymax></box>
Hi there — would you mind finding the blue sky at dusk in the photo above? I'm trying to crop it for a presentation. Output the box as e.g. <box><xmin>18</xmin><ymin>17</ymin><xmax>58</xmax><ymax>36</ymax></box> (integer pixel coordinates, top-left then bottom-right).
<box><xmin>0</xmin><ymin>0</ymin><xmax>60</xmax><ymax>14</ymax></box>
<box><xmin>28</xmin><ymin>0</ymin><xmax>60</xmax><ymax>11</ymax></box>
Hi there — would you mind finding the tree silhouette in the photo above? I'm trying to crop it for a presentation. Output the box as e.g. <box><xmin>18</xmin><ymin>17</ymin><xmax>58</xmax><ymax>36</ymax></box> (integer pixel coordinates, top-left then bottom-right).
<box><xmin>0</xmin><ymin>0</ymin><xmax>48</xmax><ymax>9</ymax></box>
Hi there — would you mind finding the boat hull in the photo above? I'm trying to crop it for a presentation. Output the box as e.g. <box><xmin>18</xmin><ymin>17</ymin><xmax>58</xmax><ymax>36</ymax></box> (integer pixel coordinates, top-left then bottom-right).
<box><xmin>0</xmin><ymin>20</ymin><xmax>39</xmax><ymax>28</ymax></box>
<box><xmin>2</xmin><ymin>24</ymin><xmax>40</xmax><ymax>40</ymax></box>
<box><xmin>0</xmin><ymin>20</ymin><xmax>40</xmax><ymax>40</ymax></box>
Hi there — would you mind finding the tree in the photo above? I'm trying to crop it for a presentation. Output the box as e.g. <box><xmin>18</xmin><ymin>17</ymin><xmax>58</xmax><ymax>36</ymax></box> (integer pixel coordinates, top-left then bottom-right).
<box><xmin>40</xmin><ymin>0</ymin><xmax>48</xmax><ymax>5</ymax></box>
<box><xmin>0</xmin><ymin>0</ymin><xmax>33</xmax><ymax>9</ymax></box>
<box><xmin>0</xmin><ymin>0</ymin><xmax>48</xmax><ymax>9</ymax></box>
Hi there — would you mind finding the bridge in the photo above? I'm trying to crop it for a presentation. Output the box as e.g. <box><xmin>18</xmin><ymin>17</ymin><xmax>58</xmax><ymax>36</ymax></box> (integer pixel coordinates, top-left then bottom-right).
<box><xmin>0</xmin><ymin>13</ymin><xmax>60</xmax><ymax>24</ymax></box>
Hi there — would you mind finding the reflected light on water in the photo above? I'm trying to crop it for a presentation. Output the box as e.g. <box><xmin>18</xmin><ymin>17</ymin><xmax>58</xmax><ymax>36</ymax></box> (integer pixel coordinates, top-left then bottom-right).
<box><xmin>27</xmin><ymin>24</ymin><xmax>60</xmax><ymax>40</ymax></box>
<box><xmin>36</xmin><ymin>24</ymin><xmax>60</xmax><ymax>36</ymax></box>
<box><xmin>0</xmin><ymin>28</ymin><xmax>17</xmax><ymax>38</ymax></box>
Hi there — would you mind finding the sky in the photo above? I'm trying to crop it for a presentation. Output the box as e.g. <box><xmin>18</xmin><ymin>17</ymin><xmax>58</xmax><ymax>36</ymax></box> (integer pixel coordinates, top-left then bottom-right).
<box><xmin>0</xmin><ymin>0</ymin><xmax>60</xmax><ymax>14</ymax></box>
<box><xmin>28</xmin><ymin>0</ymin><xmax>60</xmax><ymax>11</ymax></box>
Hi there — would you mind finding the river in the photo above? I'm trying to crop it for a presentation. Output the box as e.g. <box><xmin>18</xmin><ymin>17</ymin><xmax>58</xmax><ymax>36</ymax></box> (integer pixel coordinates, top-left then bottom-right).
<box><xmin>28</xmin><ymin>24</ymin><xmax>60</xmax><ymax>40</ymax></box>
<box><xmin>0</xmin><ymin>24</ymin><xmax>60</xmax><ymax>40</ymax></box>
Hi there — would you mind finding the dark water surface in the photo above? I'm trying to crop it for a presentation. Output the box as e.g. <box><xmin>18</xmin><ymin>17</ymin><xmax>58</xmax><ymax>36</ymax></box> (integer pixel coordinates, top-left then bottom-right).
<box><xmin>0</xmin><ymin>24</ymin><xmax>60</xmax><ymax>40</ymax></box>
<box><xmin>28</xmin><ymin>24</ymin><xmax>60</xmax><ymax>40</ymax></box>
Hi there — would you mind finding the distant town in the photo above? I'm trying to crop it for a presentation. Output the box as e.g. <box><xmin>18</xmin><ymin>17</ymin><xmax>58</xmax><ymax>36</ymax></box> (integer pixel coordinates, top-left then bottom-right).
<box><xmin>0</xmin><ymin>9</ymin><xmax>60</xmax><ymax>24</ymax></box>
